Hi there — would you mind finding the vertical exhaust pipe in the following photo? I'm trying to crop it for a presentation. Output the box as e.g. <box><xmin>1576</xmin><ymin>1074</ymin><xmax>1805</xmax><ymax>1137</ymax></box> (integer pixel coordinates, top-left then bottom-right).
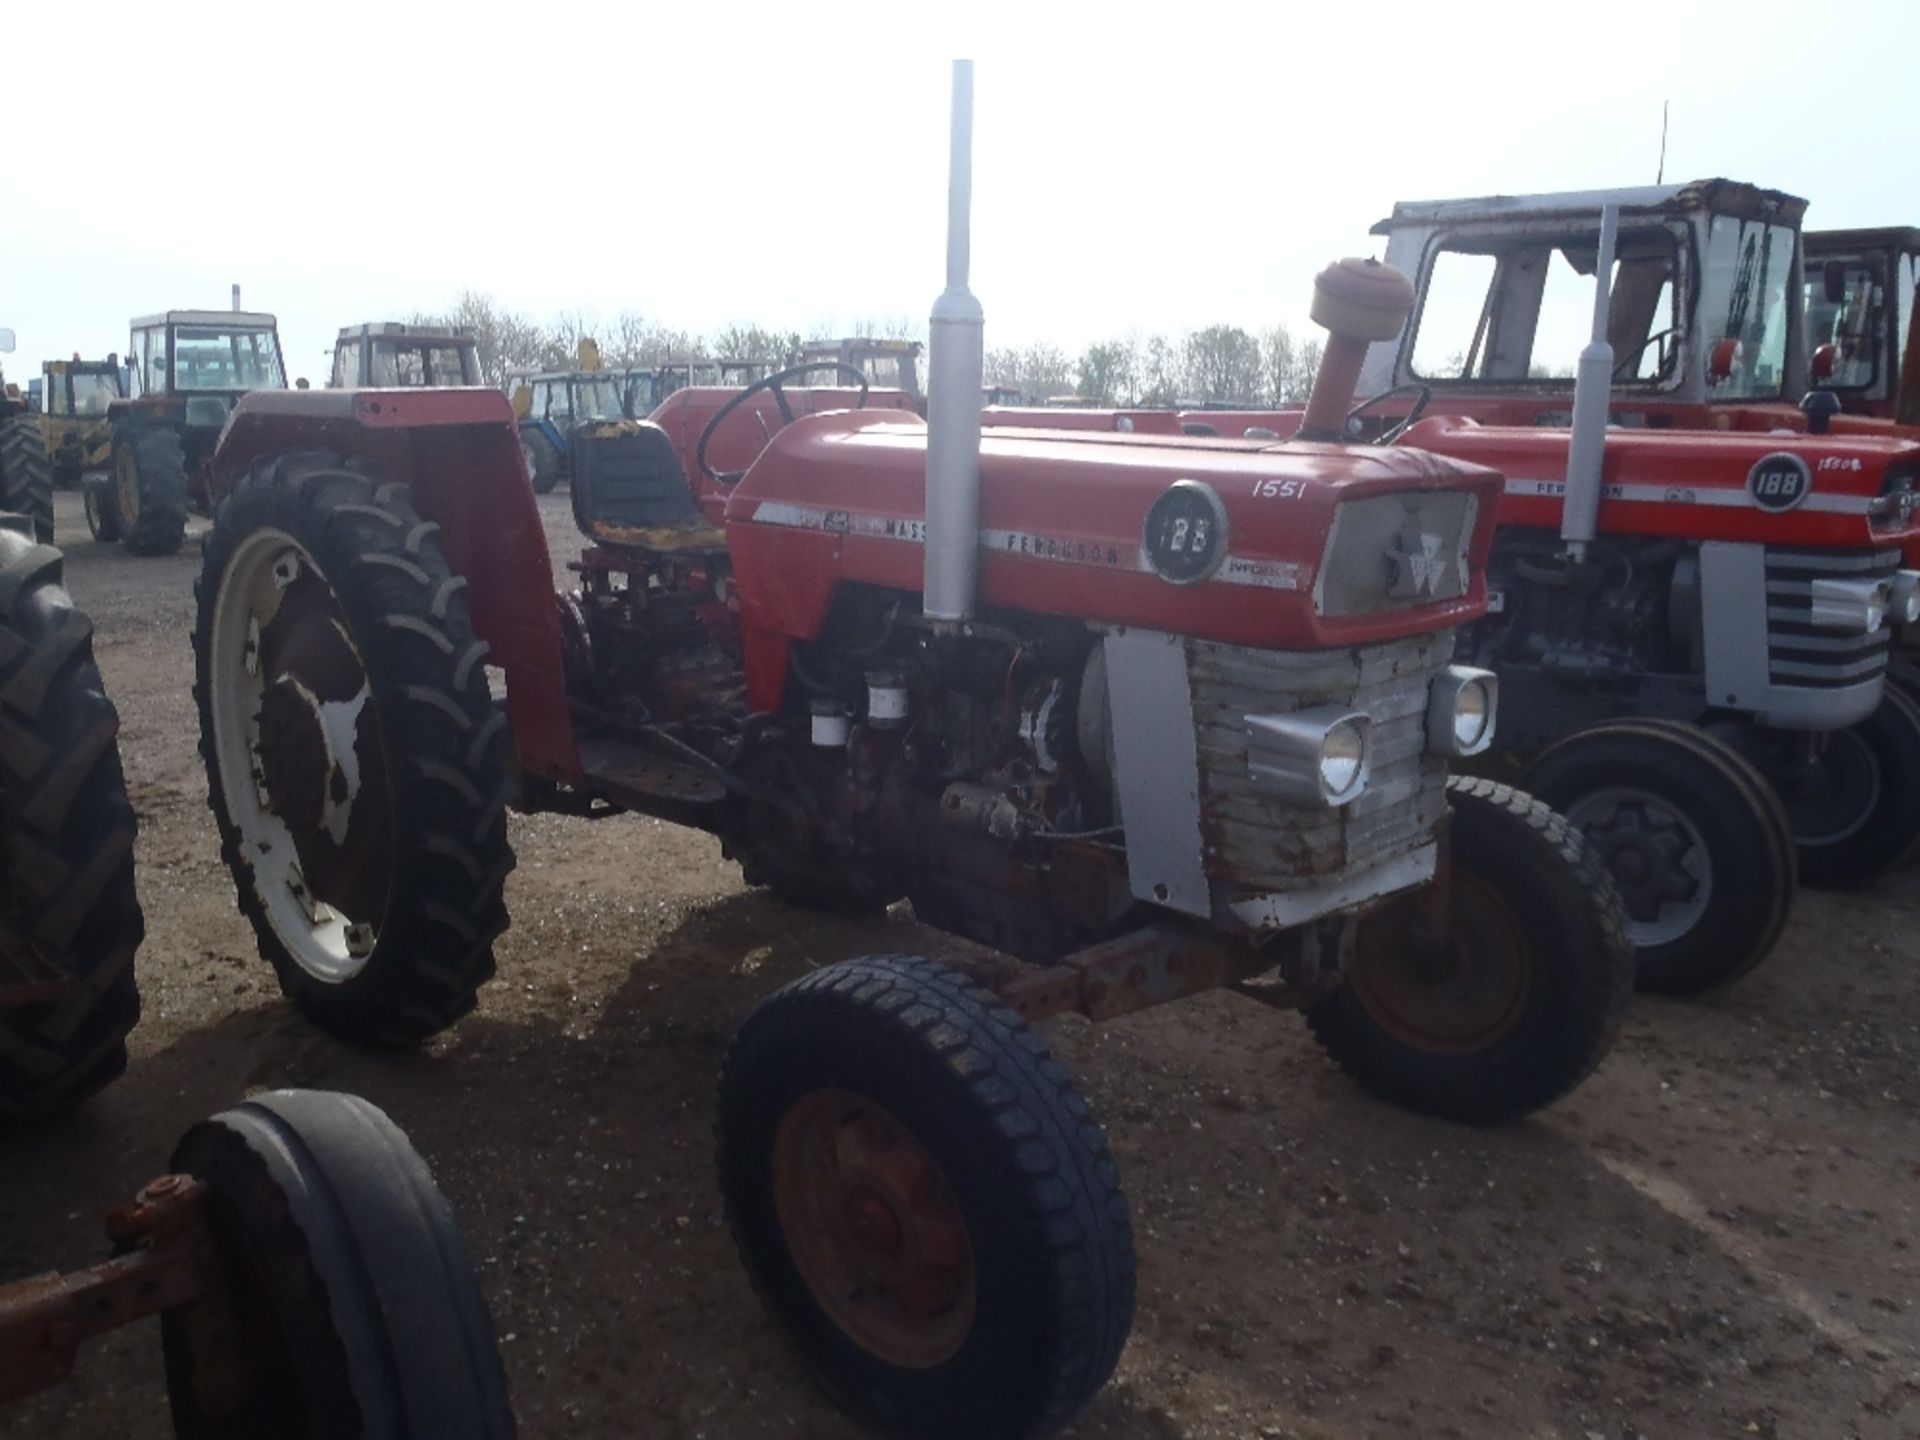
<box><xmin>232</xmin><ymin>283</ymin><xmax>242</xmax><ymax>313</ymax></box>
<box><xmin>923</xmin><ymin>58</ymin><xmax>985</xmax><ymax>625</ymax></box>
<box><xmin>1295</xmin><ymin>258</ymin><xmax>1416</xmax><ymax>442</ymax></box>
<box><xmin>1560</xmin><ymin>205</ymin><xmax>1619</xmax><ymax>561</ymax></box>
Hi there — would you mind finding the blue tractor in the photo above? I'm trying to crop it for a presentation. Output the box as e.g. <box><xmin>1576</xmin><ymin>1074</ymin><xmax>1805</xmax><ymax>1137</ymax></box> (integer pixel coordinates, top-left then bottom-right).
<box><xmin>506</xmin><ymin>366</ymin><xmax>628</xmax><ymax>494</ymax></box>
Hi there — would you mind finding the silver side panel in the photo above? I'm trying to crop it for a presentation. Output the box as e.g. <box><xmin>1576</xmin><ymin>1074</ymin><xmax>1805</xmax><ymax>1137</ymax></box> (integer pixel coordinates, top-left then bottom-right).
<box><xmin>1701</xmin><ymin>541</ymin><xmax>1889</xmax><ymax>731</ymax></box>
<box><xmin>1103</xmin><ymin>629</ymin><xmax>1210</xmax><ymax>917</ymax></box>
<box><xmin>1228</xmin><ymin>843</ymin><xmax>1438</xmax><ymax>932</ymax></box>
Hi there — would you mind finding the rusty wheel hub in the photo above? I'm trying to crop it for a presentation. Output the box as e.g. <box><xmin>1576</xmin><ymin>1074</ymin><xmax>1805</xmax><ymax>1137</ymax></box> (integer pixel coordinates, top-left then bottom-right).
<box><xmin>773</xmin><ymin>1089</ymin><xmax>975</xmax><ymax>1369</ymax></box>
<box><xmin>1350</xmin><ymin>875</ymin><xmax>1532</xmax><ymax>1053</ymax></box>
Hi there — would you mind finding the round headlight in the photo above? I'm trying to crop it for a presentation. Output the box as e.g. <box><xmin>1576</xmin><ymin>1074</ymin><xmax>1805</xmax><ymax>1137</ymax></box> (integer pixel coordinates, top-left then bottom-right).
<box><xmin>1453</xmin><ymin>679</ymin><xmax>1492</xmax><ymax>750</ymax></box>
<box><xmin>1320</xmin><ymin>720</ymin><xmax>1368</xmax><ymax>801</ymax></box>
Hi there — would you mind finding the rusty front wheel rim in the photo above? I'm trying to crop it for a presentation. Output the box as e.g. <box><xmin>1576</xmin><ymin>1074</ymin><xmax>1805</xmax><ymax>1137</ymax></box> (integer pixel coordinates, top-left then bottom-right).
<box><xmin>115</xmin><ymin>445</ymin><xmax>141</xmax><ymax>529</ymax></box>
<box><xmin>773</xmin><ymin>1089</ymin><xmax>976</xmax><ymax>1370</ymax></box>
<box><xmin>1349</xmin><ymin>874</ymin><xmax>1532</xmax><ymax>1053</ymax></box>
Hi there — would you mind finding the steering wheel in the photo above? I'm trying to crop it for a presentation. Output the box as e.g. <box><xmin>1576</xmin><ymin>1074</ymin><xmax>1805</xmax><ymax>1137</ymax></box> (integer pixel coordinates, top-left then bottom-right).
<box><xmin>1345</xmin><ymin>383</ymin><xmax>1431</xmax><ymax>446</ymax></box>
<box><xmin>695</xmin><ymin>362</ymin><xmax>870</xmax><ymax>485</ymax></box>
<box><xmin>1612</xmin><ymin>328</ymin><xmax>1675</xmax><ymax>381</ymax></box>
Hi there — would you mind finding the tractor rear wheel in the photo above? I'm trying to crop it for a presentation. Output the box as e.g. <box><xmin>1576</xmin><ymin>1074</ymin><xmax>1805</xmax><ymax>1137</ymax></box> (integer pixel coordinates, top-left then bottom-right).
<box><xmin>1753</xmin><ymin>688</ymin><xmax>1920</xmax><ymax>887</ymax></box>
<box><xmin>83</xmin><ymin>474</ymin><xmax>123</xmax><ymax>543</ymax></box>
<box><xmin>112</xmin><ymin>426</ymin><xmax>189</xmax><ymax>556</ymax></box>
<box><xmin>193</xmin><ymin>451</ymin><xmax>514</xmax><ymax>1043</ymax></box>
<box><xmin>520</xmin><ymin>429</ymin><xmax>559</xmax><ymax>495</ymax></box>
<box><xmin>1306</xmin><ymin>777</ymin><xmax>1634</xmax><ymax>1123</ymax></box>
<box><xmin>0</xmin><ymin>520</ymin><xmax>143</xmax><ymax>1117</ymax></box>
<box><xmin>1</xmin><ymin>415</ymin><xmax>55</xmax><ymax>544</ymax></box>
<box><xmin>1522</xmin><ymin>719</ymin><xmax>1794</xmax><ymax>994</ymax></box>
<box><xmin>717</xmin><ymin>954</ymin><xmax>1135</xmax><ymax>1440</ymax></box>
<box><xmin>162</xmin><ymin>1090</ymin><xmax>516</xmax><ymax>1439</ymax></box>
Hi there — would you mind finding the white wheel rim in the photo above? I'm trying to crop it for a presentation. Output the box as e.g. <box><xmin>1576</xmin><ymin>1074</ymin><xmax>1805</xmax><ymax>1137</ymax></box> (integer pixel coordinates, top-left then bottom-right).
<box><xmin>1562</xmin><ymin>786</ymin><xmax>1714</xmax><ymax>949</ymax></box>
<box><xmin>208</xmin><ymin>528</ymin><xmax>381</xmax><ymax>983</ymax></box>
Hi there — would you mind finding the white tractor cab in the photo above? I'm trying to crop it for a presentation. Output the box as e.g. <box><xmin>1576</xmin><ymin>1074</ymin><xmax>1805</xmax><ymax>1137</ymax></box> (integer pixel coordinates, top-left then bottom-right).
<box><xmin>799</xmin><ymin>336</ymin><xmax>923</xmax><ymax>398</ymax></box>
<box><xmin>1803</xmin><ymin>227</ymin><xmax>1920</xmax><ymax>424</ymax></box>
<box><xmin>330</xmin><ymin>322</ymin><xmax>483</xmax><ymax>389</ymax></box>
<box><xmin>1357</xmin><ymin>180</ymin><xmax>1810</xmax><ymax>420</ymax></box>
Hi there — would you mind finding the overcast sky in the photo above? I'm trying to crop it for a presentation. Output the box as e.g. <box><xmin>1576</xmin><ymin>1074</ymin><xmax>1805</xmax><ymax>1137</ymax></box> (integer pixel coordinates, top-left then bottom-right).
<box><xmin>5</xmin><ymin>0</ymin><xmax>1916</xmax><ymax>386</ymax></box>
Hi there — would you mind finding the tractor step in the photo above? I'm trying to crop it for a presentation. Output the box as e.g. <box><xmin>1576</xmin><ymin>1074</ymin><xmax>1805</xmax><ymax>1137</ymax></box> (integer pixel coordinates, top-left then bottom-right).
<box><xmin>577</xmin><ymin>739</ymin><xmax>729</xmax><ymax>809</ymax></box>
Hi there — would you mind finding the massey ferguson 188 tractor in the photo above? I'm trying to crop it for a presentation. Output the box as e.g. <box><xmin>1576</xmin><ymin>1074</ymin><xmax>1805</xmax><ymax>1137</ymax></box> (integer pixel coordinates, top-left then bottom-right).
<box><xmin>1163</xmin><ymin>185</ymin><xmax>1920</xmax><ymax>995</ymax></box>
<box><xmin>188</xmin><ymin>64</ymin><xmax>1630</xmax><ymax>1439</ymax></box>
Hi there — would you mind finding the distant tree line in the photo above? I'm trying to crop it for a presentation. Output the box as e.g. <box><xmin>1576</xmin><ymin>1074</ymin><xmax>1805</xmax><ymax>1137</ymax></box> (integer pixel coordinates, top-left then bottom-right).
<box><xmin>418</xmin><ymin>290</ymin><xmax>1324</xmax><ymax>406</ymax></box>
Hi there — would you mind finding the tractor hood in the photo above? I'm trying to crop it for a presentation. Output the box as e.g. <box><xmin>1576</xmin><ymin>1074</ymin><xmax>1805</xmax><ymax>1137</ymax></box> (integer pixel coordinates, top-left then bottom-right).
<box><xmin>1399</xmin><ymin>414</ymin><xmax>1920</xmax><ymax>550</ymax></box>
<box><xmin>722</xmin><ymin>409</ymin><xmax>1501</xmax><ymax>651</ymax></box>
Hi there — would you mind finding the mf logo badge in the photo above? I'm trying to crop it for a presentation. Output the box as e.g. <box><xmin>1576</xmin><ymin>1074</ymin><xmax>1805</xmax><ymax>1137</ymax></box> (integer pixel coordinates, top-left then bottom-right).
<box><xmin>1746</xmin><ymin>452</ymin><xmax>1813</xmax><ymax>513</ymax></box>
<box><xmin>1142</xmin><ymin>480</ymin><xmax>1229</xmax><ymax>585</ymax></box>
<box><xmin>1386</xmin><ymin>529</ymin><xmax>1451</xmax><ymax>599</ymax></box>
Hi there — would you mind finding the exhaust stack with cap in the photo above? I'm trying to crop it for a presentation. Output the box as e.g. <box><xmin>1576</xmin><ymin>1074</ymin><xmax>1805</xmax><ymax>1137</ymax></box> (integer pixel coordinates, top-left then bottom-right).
<box><xmin>1296</xmin><ymin>258</ymin><xmax>1416</xmax><ymax>442</ymax></box>
<box><xmin>232</xmin><ymin>283</ymin><xmax>242</xmax><ymax>312</ymax></box>
<box><xmin>923</xmin><ymin>59</ymin><xmax>986</xmax><ymax>624</ymax></box>
<box><xmin>1560</xmin><ymin>205</ymin><xmax>1619</xmax><ymax>560</ymax></box>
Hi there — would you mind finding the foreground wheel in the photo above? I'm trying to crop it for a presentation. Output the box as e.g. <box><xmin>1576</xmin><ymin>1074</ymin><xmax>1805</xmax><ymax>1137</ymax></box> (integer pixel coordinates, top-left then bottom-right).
<box><xmin>519</xmin><ymin>429</ymin><xmax>559</xmax><ymax>495</ymax></box>
<box><xmin>1522</xmin><ymin>719</ymin><xmax>1794</xmax><ymax>994</ymax></box>
<box><xmin>1</xmin><ymin>414</ymin><xmax>54</xmax><ymax>543</ymax></box>
<box><xmin>0</xmin><ymin>521</ymin><xmax>144</xmax><ymax>1115</ymax></box>
<box><xmin>83</xmin><ymin>473</ymin><xmax>123</xmax><ymax>542</ymax></box>
<box><xmin>112</xmin><ymin>426</ymin><xmax>189</xmax><ymax>556</ymax></box>
<box><xmin>1753</xmin><ymin>688</ymin><xmax>1920</xmax><ymax>887</ymax></box>
<box><xmin>193</xmin><ymin>451</ymin><xmax>513</xmax><ymax>1042</ymax></box>
<box><xmin>162</xmin><ymin>1089</ymin><xmax>515</xmax><ymax>1439</ymax></box>
<box><xmin>1307</xmin><ymin>777</ymin><xmax>1634</xmax><ymax>1123</ymax></box>
<box><xmin>717</xmin><ymin>955</ymin><xmax>1134</xmax><ymax>1440</ymax></box>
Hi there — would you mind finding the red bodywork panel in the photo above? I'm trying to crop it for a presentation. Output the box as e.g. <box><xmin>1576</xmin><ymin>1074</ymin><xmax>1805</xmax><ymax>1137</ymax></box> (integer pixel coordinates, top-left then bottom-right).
<box><xmin>211</xmin><ymin>389</ymin><xmax>582</xmax><ymax>782</ymax></box>
<box><xmin>1161</xmin><ymin>406</ymin><xmax>1920</xmax><ymax>561</ymax></box>
<box><xmin>721</xmin><ymin>412</ymin><xmax>1501</xmax><ymax>712</ymax></box>
<box><xmin>647</xmin><ymin>386</ymin><xmax>918</xmax><ymax>523</ymax></box>
<box><xmin>981</xmin><ymin>406</ymin><xmax>1186</xmax><ymax>436</ymax></box>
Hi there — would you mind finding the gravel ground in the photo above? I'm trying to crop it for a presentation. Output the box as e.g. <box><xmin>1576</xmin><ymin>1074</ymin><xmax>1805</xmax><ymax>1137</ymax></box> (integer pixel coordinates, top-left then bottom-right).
<box><xmin>4</xmin><ymin>487</ymin><xmax>1919</xmax><ymax>1439</ymax></box>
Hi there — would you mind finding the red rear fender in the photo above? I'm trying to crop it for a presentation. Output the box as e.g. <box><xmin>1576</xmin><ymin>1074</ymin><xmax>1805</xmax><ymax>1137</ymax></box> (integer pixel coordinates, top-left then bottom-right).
<box><xmin>213</xmin><ymin>389</ymin><xmax>580</xmax><ymax>782</ymax></box>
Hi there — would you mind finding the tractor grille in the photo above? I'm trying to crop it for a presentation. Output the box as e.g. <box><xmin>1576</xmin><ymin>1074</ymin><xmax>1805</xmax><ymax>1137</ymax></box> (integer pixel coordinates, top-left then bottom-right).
<box><xmin>1188</xmin><ymin>632</ymin><xmax>1452</xmax><ymax>892</ymax></box>
<box><xmin>1763</xmin><ymin>546</ymin><xmax>1900</xmax><ymax>689</ymax></box>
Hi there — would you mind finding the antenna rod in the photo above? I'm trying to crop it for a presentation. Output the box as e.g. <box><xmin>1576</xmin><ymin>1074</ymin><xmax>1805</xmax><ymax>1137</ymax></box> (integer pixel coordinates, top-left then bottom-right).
<box><xmin>1656</xmin><ymin>99</ymin><xmax>1669</xmax><ymax>185</ymax></box>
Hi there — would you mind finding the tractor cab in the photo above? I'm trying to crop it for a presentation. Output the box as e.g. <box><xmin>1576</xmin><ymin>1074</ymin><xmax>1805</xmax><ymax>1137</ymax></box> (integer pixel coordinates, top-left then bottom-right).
<box><xmin>330</xmin><ymin>322</ymin><xmax>482</xmax><ymax>389</ymax></box>
<box><xmin>799</xmin><ymin>337</ymin><xmax>923</xmax><ymax>399</ymax></box>
<box><xmin>507</xmin><ymin>368</ymin><xmax>628</xmax><ymax>493</ymax></box>
<box><xmin>127</xmin><ymin>310</ymin><xmax>287</xmax><ymax>405</ymax></box>
<box><xmin>1357</xmin><ymin>179</ymin><xmax>1830</xmax><ymax>432</ymax></box>
<box><xmin>1804</xmin><ymin>227</ymin><xmax>1920</xmax><ymax>425</ymax></box>
<box><xmin>40</xmin><ymin>357</ymin><xmax>124</xmax><ymax>486</ymax></box>
<box><xmin>653</xmin><ymin>358</ymin><xmax>773</xmax><ymax>402</ymax></box>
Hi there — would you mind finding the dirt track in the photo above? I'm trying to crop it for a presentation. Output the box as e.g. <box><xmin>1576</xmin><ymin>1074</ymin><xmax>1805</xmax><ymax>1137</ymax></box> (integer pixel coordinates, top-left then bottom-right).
<box><xmin>5</xmin><ymin>487</ymin><xmax>1920</xmax><ymax>1440</ymax></box>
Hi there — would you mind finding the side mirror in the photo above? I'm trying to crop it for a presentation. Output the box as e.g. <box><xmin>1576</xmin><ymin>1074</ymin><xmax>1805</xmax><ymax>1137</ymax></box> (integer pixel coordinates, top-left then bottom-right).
<box><xmin>1823</xmin><ymin>260</ymin><xmax>1848</xmax><ymax>306</ymax></box>
<box><xmin>295</xmin><ymin>377</ymin><xmax>310</xmax><ymax>390</ymax></box>
<box><xmin>1811</xmin><ymin>343</ymin><xmax>1839</xmax><ymax>382</ymax></box>
<box><xmin>1708</xmin><ymin>338</ymin><xmax>1743</xmax><ymax>384</ymax></box>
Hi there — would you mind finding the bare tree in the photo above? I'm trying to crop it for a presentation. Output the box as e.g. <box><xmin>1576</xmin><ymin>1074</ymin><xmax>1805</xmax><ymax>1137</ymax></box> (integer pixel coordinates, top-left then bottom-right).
<box><xmin>1182</xmin><ymin>324</ymin><xmax>1263</xmax><ymax>404</ymax></box>
<box><xmin>1075</xmin><ymin>341</ymin><xmax>1135</xmax><ymax>405</ymax></box>
<box><xmin>713</xmin><ymin>325</ymin><xmax>802</xmax><ymax>365</ymax></box>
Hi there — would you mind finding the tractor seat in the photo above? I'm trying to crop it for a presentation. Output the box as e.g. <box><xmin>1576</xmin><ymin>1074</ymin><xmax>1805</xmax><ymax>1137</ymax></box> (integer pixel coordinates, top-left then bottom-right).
<box><xmin>570</xmin><ymin>420</ymin><xmax>726</xmax><ymax>550</ymax></box>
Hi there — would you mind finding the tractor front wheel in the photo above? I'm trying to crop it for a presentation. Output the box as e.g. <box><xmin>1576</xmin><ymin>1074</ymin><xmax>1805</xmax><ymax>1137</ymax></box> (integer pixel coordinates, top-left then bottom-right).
<box><xmin>0</xmin><ymin>520</ymin><xmax>144</xmax><ymax>1116</ymax></box>
<box><xmin>1751</xmin><ymin>688</ymin><xmax>1920</xmax><ymax>887</ymax></box>
<box><xmin>1306</xmin><ymin>777</ymin><xmax>1634</xmax><ymax>1124</ymax></box>
<box><xmin>717</xmin><ymin>954</ymin><xmax>1135</xmax><ymax>1440</ymax></box>
<box><xmin>112</xmin><ymin>426</ymin><xmax>189</xmax><ymax>556</ymax></box>
<box><xmin>520</xmin><ymin>429</ymin><xmax>560</xmax><ymax>495</ymax></box>
<box><xmin>1</xmin><ymin>415</ymin><xmax>54</xmax><ymax>543</ymax></box>
<box><xmin>162</xmin><ymin>1090</ymin><xmax>515</xmax><ymax>1439</ymax></box>
<box><xmin>1522</xmin><ymin>719</ymin><xmax>1794</xmax><ymax>994</ymax></box>
<box><xmin>193</xmin><ymin>451</ymin><xmax>514</xmax><ymax>1043</ymax></box>
<box><xmin>83</xmin><ymin>474</ymin><xmax>123</xmax><ymax>543</ymax></box>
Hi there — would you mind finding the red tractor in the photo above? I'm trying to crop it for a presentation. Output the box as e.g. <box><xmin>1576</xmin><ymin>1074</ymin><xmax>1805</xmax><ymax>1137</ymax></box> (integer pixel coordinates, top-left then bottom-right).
<box><xmin>187</xmin><ymin>65</ymin><xmax>1631</xmax><ymax>1439</ymax></box>
<box><xmin>1132</xmin><ymin>185</ymin><xmax>1920</xmax><ymax>996</ymax></box>
<box><xmin>1803</xmin><ymin>226</ymin><xmax>1919</xmax><ymax>427</ymax></box>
